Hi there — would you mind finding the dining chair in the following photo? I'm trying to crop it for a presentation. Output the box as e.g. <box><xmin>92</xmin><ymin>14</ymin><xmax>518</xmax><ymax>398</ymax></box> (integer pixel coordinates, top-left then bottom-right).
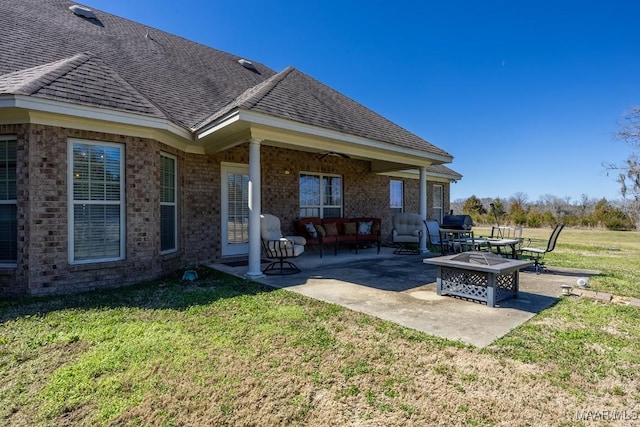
<box><xmin>519</xmin><ymin>223</ymin><xmax>565</xmax><ymax>274</ymax></box>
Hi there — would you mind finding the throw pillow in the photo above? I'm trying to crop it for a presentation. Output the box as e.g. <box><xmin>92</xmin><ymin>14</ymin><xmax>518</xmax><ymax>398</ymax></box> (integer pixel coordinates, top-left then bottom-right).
<box><xmin>371</xmin><ymin>220</ymin><xmax>380</xmax><ymax>234</ymax></box>
<box><xmin>358</xmin><ymin>221</ymin><xmax>373</xmax><ymax>235</ymax></box>
<box><xmin>304</xmin><ymin>222</ymin><xmax>318</xmax><ymax>238</ymax></box>
<box><xmin>323</xmin><ymin>222</ymin><xmax>338</xmax><ymax>236</ymax></box>
<box><xmin>344</xmin><ymin>222</ymin><xmax>357</xmax><ymax>235</ymax></box>
<box><xmin>315</xmin><ymin>224</ymin><xmax>326</xmax><ymax>237</ymax></box>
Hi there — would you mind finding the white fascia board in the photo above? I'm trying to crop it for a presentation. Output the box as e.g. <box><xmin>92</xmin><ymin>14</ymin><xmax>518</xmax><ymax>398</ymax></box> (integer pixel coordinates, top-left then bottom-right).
<box><xmin>196</xmin><ymin>110</ymin><xmax>242</xmax><ymax>139</ymax></box>
<box><xmin>0</xmin><ymin>95</ymin><xmax>194</xmax><ymax>141</ymax></box>
<box><xmin>378</xmin><ymin>169</ymin><xmax>462</xmax><ymax>182</ymax></box>
<box><xmin>196</xmin><ymin>108</ymin><xmax>453</xmax><ymax>164</ymax></box>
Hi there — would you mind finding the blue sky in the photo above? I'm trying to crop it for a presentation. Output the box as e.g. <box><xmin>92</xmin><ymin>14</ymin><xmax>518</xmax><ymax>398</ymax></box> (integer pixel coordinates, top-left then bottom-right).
<box><xmin>86</xmin><ymin>1</ymin><xmax>640</xmax><ymax>203</ymax></box>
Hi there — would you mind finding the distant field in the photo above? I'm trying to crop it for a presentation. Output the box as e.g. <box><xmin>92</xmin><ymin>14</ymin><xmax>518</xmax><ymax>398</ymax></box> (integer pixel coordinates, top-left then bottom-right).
<box><xmin>474</xmin><ymin>226</ymin><xmax>640</xmax><ymax>298</ymax></box>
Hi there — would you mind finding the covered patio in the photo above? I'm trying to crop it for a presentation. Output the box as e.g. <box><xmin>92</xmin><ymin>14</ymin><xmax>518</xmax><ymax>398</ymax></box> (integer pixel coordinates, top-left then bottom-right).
<box><xmin>210</xmin><ymin>248</ymin><xmax>600</xmax><ymax>347</ymax></box>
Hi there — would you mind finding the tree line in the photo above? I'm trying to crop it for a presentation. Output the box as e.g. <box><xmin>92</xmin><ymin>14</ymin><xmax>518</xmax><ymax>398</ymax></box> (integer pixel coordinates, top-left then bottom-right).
<box><xmin>452</xmin><ymin>193</ymin><xmax>636</xmax><ymax>231</ymax></box>
<box><xmin>452</xmin><ymin>105</ymin><xmax>640</xmax><ymax>231</ymax></box>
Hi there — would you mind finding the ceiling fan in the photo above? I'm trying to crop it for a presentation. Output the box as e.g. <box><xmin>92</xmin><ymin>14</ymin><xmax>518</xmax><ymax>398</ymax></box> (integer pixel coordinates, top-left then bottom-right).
<box><xmin>317</xmin><ymin>151</ymin><xmax>350</xmax><ymax>160</ymax></box>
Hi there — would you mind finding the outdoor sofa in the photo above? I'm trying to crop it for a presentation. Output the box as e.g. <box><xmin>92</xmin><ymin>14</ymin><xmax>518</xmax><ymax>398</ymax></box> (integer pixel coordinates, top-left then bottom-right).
<box><xmin>295</xmin><ymin>217</ymin><xmax>381</xmax><ymax>257</ymax></box>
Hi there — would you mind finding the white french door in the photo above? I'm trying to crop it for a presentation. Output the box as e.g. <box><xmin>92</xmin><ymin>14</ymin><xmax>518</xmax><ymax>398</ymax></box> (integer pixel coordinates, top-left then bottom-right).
<box><xmin>221</xmin><ymin>163</ymin><xmax>250</xmax><ymax>257</ymax></box>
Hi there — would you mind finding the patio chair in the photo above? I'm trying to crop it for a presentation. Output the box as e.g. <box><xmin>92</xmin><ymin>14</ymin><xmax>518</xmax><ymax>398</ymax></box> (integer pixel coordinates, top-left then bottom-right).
<box><xmin>260</xmin><ymin>214</ymin><xmax>306</xmax><ymax>275</ymax></box>
<box><xmin>424</xmin><ymin>220</ymin><xmax>442</xmax><ymax>249</ymax></box>
<box><xmin>425</xmin><ymin>219</ymin><xmax>467</xmax><ymax>254</ymax></box>
<box><xmin>519</xmin><ymin>223</ymin><xmax>565</xmax><ymax>274</ymax></box>
<box><xmin>392</xmin><ymin>213</ymin><xmax>423</xmax><ymax>254</ymax></box>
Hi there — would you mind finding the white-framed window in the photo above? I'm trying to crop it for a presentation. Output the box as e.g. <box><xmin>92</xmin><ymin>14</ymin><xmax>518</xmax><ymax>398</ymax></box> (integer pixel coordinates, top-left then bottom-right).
<box><xmin>390</xmin><ymin>179</ymin><xmax>404</xmax><ymax>215</ymax></box>
<box><xmin>299</xmin><ymin>173</ymin><xmax>342</xmax><ymax>218</ymax></box>
<box><xmin>68</xmin><ymin>139</ymin><xmax>125</xmax><ymax>264</ymax></box>
<box><xmin>0</xmin><ymin>136</ymin><xmax>17</xmax><ymax>267</ymax></box>
<box><xmin>160</xmin><ymin>153</ymin><xmax>177</xmax><ymax>254</ymax></box>
<box><xmin>433</xmin><ymin>184</ymin><xmax>444</xmax><ymax>223</ymax></box>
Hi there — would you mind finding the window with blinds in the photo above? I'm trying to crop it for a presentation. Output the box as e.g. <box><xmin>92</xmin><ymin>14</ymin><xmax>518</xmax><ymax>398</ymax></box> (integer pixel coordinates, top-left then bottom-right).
<box><xmin>69</xmin><ymin>140</ymin><xmax>124</xmax><ymax>263</ymax></box>
<box><xmin>0</xmin><ymin>136</ymin><xmax>17</xmax><ymax>266</ymax></box>
<box><xmin>390</xmin><ymin>179</ymin><xmax>404</xmax><ymax>215</ymax></box>
<box><xmin>299</xmin><ymin>173</ymin><xmax>342</xmax><ymax>218</ymax></box>
<box><xmin>433</xmin><ymin>184</ymin><xmax>444</xmax><ymax>223</ymax></box>
<box><xmin>160</xmin><ymin>153</ymin><xmax>177</xmax><ymax>253</ymax></box>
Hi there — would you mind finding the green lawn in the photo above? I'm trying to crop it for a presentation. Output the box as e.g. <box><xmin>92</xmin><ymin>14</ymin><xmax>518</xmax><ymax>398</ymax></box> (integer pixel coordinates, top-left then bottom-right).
<box><xmin>1</xmin><ymin>228</ymin><xmax>639</xmax><ymax>426</ymax></box>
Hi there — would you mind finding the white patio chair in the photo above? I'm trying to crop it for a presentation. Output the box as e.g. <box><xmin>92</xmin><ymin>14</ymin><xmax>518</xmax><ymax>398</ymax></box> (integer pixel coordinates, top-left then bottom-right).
<box><xmin>392</xmin><ymin>213</ymin><xmax>423</xmax><ymax>254</ymax></box>
<box><xmin>260</xmin><ymin>214</ymin><xmax>306</xmax><ymax>275</ymax></box>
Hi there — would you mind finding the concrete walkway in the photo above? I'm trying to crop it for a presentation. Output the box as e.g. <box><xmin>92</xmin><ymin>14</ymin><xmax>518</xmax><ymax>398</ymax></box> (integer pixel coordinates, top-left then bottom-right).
<box><xmin>211</xmin><ymin>247</ymin><xmax>600</xmax><ymax>347</ymax></box>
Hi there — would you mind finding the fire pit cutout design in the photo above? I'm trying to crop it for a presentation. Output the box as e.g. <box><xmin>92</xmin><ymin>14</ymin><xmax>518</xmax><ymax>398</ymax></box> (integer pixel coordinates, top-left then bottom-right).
<box><xmin>450</xmin><ymin>251</ymin><xmax>510</xmax><ymax>266</ymax></box>
<box><xmin>424</xmin><ymin>252</ymin><xmax>533</xmax><ymax>307</ymax></box>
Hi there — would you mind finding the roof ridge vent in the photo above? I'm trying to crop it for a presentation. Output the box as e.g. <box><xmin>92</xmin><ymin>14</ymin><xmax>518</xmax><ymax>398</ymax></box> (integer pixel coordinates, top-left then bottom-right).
<box><xmin>238</xmin><ymin>59</ymin><xmax>257</xmax><ymax>71</ymax></box>
<box><xmin>69</xmin><ymin>5</ymin><xmax>98</xmax><ymax>20</ymax></box>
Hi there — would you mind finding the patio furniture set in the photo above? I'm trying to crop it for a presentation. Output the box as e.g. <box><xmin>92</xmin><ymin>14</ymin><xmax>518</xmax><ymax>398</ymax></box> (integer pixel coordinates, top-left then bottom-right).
<box><xmin>259</xmin><ymin>212</ymin><xmax>565</xmax><ymax>307</ymax></box>
<box><xmin>423</xmin><ymin>220</ymin><xmax>565</xmax><ymax>306</ymax></box>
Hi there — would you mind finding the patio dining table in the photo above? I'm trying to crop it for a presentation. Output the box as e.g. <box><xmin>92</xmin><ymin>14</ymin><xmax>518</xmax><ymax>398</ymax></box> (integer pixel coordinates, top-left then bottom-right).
<box><xmin>473</xmin><ymin>237</ymin><xmax>520</xmax><ymax>259</ymax></box>
<box><xmin>438</xmin><ymin>228</ymin><xmax>520</xmax><ymax>259</ymax></box>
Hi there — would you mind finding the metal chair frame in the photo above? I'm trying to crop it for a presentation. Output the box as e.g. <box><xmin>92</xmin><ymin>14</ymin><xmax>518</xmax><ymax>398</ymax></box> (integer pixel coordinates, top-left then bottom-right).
<box><xmin>519</xmin><ymin>223</ymin><xmax>565</xmax><ymax>274</ymax></box>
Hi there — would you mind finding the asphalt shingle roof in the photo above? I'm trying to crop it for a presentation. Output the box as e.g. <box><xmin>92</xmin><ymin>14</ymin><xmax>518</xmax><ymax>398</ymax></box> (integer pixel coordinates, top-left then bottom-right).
<box><xmin>1</xmin><ymin>0</ymin><xmax>454</xmax><ymax>161</ymax></box>
<box><xmin>0</xmin><ymin>53</ymin><xmax>166</xmax><ymax>117</ymax></box>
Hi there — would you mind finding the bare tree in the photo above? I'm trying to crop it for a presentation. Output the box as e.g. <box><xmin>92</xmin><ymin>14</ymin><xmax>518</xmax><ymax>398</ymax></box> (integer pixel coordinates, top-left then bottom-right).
<box><xmin>605</xmin><ymin>106</ymin><xmax>640</xmax><ymax>228</ymax></box>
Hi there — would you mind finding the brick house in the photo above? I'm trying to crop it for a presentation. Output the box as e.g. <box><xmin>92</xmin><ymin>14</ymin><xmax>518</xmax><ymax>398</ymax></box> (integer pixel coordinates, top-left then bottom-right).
<box><xmin>0</xmin><ymin>0</ymin><xmax>462</xmax><ymax>295</ymax></box>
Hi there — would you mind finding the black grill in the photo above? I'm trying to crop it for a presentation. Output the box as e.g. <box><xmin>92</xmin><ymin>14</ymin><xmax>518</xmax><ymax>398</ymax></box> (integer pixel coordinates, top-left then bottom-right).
<box><xmin>442</xmin><ymin>215</ymin><xmax>474</xmax><ymax>230</ymax></box>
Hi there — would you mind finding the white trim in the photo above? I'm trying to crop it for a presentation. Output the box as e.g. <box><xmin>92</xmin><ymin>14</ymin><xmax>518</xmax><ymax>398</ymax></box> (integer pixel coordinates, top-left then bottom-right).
<box><xmin>197</xmin><ymin>109</ymin><xmax>453</xmax><ymax>164</ymax></box>
<box><xmin>299</xmin><ymin>171</ymin><xmax>343</xmax><ymax>218</ymax></box>
<box><xmin>67</xmin><ymin>139</ymin><xmax>126</xmax><ymax>264</ymax></box>
<box><xmin>160</xmin><ymin>152</ymin><xmax>178</xmax><ymax>254</ymax></box>
<box><xmin>433</xmin><ymin>184</ymin><xmax>444</xmax><ymax>223</ymax></box>
<box><xmin>0</xmin><ymin>136</ymin><xmax>17</xmax><ymax>266</ymax></box>
<box><xmin>378</xmin><ymin>168</ymin><xmax>461</xmax><ymax>182</ymax></box>
<box><xmin>1</xmin><ymin>94</ymin><xmax>192</xmax><ymax>140</ymax></box>
<box><xmin>220</xmin><ymin>163</ymin><xmax>250</xmax><ymax>257</ymax></box>
<box><xmin>390</xmin><ymin>180</ymin><xmax>404</xmax><ymax>211</ymax></box>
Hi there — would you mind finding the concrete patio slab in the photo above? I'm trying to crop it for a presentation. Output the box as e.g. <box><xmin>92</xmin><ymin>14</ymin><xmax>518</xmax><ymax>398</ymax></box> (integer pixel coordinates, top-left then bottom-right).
<box><xmin>210</xmin><ymin>247</ymin><xmax>600</xmax><ymax>347</ymax></box>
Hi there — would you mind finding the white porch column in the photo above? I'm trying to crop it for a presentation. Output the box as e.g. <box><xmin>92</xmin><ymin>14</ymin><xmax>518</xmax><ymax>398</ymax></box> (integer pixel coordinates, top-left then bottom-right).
<box><xmin>246</xmin><ymin>138</ymin><xmax>264</xmax><ymax>278</ymax></box>
<box><xmin>419</xmin><ymin>166</ymin><xmax>429</xmax><ymax>253</ymax></box>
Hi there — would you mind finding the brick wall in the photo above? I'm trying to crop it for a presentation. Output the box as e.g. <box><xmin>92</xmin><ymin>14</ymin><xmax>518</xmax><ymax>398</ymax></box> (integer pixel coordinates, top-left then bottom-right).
<box><xmin>0</xmin><ymin>127</ymin><xmax>450</xmax><ymax>296</ymax></box>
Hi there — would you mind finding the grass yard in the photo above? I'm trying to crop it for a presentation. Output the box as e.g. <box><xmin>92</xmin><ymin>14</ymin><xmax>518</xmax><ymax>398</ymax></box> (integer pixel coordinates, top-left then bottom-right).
<box><xmin>1</xmin><ymin>228</ymin><xmax>640</xmax><ymax>426</ymax></box>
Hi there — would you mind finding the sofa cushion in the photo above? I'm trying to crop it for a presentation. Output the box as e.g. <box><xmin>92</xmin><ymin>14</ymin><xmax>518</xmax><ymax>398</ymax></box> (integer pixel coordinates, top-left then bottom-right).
<box><xmin>344</xmin><ymin>222</ymin><xmax>357</xmax><ymax>235</ymax></box>
<box><xmin>315</xmin><ymin>224</ymin><xmax>326</xmax><ymax>237</ymax></box>
<box><xmin>295</xmin><ymin>217</ymin><xmax>321</xmax><ymax>235</ymax></box>
<box><xmin>323</xmin><ymin>222</ymin><xmax>338</xmax><ymax>236</ymax></box>
<box><xmin>357</xmin><ymin>221</ymin><xmax>372</xmax><ymax>235</ymax></box>
<box><xmin>304</xmin><ymin>222</ymin><xmax>318</xmax><ymax>238</ymax></box>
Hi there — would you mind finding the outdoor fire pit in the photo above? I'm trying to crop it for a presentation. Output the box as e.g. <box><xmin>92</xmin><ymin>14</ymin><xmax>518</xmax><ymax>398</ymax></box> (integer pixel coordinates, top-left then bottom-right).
<box><xmin>423</xmin><ymin>251</ymin><xmax>534</xmax><ymax>307</ymax></box>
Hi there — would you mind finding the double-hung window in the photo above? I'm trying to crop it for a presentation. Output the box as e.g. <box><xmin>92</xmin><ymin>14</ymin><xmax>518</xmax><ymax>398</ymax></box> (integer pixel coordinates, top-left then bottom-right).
<box><xmin>160</xmin><ymin>153</ymin><xmax>177</xmax><ymax>253</ymax></box>
<box><xmin>433</xmin><ymin>184</ymin><xmax>444</xmax><ymax>223</ymax></box>
<box><xmin>390</xmin><ymin>180</ymin><xmax>404</xmax><ymax>215</ymax></box>
<box><xmin>0</xmin><ymin>136</ymin><xmax>17</xmax><ymax>267</ymax></box>
<box><xmin>299</xmin><ymin>173</ymin><xmax>342</xmax><ymax>218</ymax></box>
<box><xmin>69</xmin><ymin>140</ymin><xmax>124</xmax><ymax>263</ymax></box>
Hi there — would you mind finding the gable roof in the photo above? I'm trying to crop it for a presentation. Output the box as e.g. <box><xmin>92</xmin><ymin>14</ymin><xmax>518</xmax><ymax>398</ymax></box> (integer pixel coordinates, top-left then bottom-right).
<box><xmin>0</xmin><ymin>53</ymin><xmax>166</xmax><ymax>117</ymax></box>
<box><xmin>1</xmin><ymin>0</ymin><xmax>275</xmax><ymax>130</ymax></box>
<box><xmin>1</xmin><ymin>0</ymin><xmax>456</xmax><ymax>165</ymax></box>
<box><xmin>199</xmin><ymin>67</ymin><xmax>452</xmax><ymax>158</ymax></box>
